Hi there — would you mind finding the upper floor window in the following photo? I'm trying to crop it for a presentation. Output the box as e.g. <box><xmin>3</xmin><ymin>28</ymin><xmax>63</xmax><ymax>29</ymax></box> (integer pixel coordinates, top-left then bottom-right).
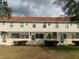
<box><xmin>65</xmin><ymin>24</ymin><xmax>69</xmax><ymax>28</ymax></box>
<box><xmin>33</xmin><ymin>23</ymin><xmax>36</xmax><ymax>28</ymax></box>
<box><xmin>43</xmin><ymin>23</ymin><xmax>46</xmax><ymax>28</ymax></box>
<box><xmin>55</xmin><ymin>23</ymin><xmax>59</xmax><ymax>28</ymax></box>
<box><xmin>2</xmin><ymin>22</ymin><xmax>5</xmax><ymax>25</ymax></box>
<box><xmin>10</xmin><ymin>23</ymin><xmax>13</xmax><ymax>28</ymax></box>
<box><xmin>20</xmin><ymin>23</ymin><xmax>24</xmax><ymax>28</ymax></box>
<box><xmin>70</xmin><ymin>23</ymin><xmax>72</xmax><ymax>26</ymax></box>
<box><xmin>26</xmin><ymin>23</ymin><xmax>28</xmax><ymax>25</ymax></box>
<box><xmin>77</xmin><ymin>24</ymin><xmax>79</xmax><ymax>28</ymax></box>
<box><xmin>48</xmin><ymin>23</ymin><xmax>51</xmax><ymax>26</ymax></box>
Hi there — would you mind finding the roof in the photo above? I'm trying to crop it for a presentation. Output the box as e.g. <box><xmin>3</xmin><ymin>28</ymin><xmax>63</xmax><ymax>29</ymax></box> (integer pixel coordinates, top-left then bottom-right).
<box><xmin>0</xmin><ymin>16</ymin><xmax>66</xmax><ymax>22</ymax></box>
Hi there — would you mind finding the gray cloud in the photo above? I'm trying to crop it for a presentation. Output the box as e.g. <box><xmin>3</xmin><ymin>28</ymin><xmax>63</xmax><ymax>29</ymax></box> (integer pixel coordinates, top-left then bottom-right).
<box><xmin>7</xmin><ymin>0</ymin><xmax>64</xmax><ymax>17</ymax></box>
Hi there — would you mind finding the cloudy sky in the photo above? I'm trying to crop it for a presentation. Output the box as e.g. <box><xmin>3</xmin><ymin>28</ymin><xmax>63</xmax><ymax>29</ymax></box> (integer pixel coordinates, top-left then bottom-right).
<box><xmin>7</xmin><ymin>0</ymin><xmax>64</xmax><ymax>17</ymax></box>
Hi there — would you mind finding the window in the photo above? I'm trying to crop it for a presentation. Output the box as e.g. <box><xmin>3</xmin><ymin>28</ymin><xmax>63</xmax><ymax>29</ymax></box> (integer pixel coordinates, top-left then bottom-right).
<box><xmin>48</xmin><ymin>23</ymin><xmax>51</xmax><ymax>26</ymax></box>
<box><xmin>43</xmin><ymin>23</ymin><xmax>46</xmax><ymax>28</ymax></box>
<box><xmin>47</xmin><ymin>32</ymin><xmax>57</xmax><ymax>39</ymax></box>
<box><xmin>10</xmin><ymin>23</ymin><xmax>13</xmax><ymax>28</ymax></box>
<box><xmin>47</xmin><ymin>34</ymin><xmax>51</xmax><ymax>39</ymax></box>
<box><xmin>0</xmin><ymin>0</ymin><xmax>2</xmax><ymax>5</ymax></box>
<box><xmin>20</xmin><ymin>23</ymin><xmax>24</xmax><ymax>28</ymax></box>
<box><xmin>77</xmin><ymin>24</ymin><xmax>79</xmax><ymax>28</ymax></box>
<box><xmin>63</xmin><ymin>34</ymin><xmax>67</xmax><ymax>39</ymax></box>
<box><xmin>26</xmin><ymin>23</ymin><xmax>28</xmax><ymax>25</ymax></box>
<box><xmin>52</xmin><ymin>32</ymin><xmax>57</xmax><ymax>39</ymax></box>
<box><xmin>32</xmin><ymin>35</ymin><xmax>35</xmax><ymax>40</ymax></box>
<box><xmin>70</xmin><ymin>23</ymin><xmax>72</xmax><ymax>26</ymax></box>
<box><xmin>2</xmin><ymin>22</ymin><xmax>5</xmax><ymax>25</ymax></box>
<box><xmin>20</xmin><ymin>35</ymin><xmax>29</xmax><ymax>38</ymax></box>
<box><xmin>20</xmin><ymin>33</ymin><xmax>29</xmax><ymax>38</ymax></box>
<box><xmin>11</xmin><ymin>33</ymin><xmax>29</xmax><ymax>39</ymax></box>
<box><xmin>2</xmin><ymin>35</ymin><xmax>6</xmax><ymax>42</ymax></box>
<box><xmin>65</xmin><ymin>24</ymin><xmax>69</xmax><ymax>28</ymax></box>
<box><xmin>55</xmin><ymin>23</ymin><xmax>59</xmax><ymax>28</ymax></box>
<box><xmin>33</xmin><ymin>23</ymin><xmax>36</xmax><ymax>28</ymax></box>
<box><xmin>36</xmin><ymin>34</ymin><xmax>44</xmax><ymax>39</ymax></box>
<box><xmin>11</xmin><ymin>33</ymin><xmax>20</xmax><ymax>38</ymax></box>
<box><xmin>76</xmin><ymin>33</ymin><xmax>79</xmax><ymax>38</ymax></box>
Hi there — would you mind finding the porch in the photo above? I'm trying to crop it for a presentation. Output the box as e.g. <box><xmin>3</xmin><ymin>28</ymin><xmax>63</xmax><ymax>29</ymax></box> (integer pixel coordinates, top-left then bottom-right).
<box><xmin>0</xmin><ymin>31</ymin><xmax>79</xmax><ymax>45</ymax></box>
<box><xmin>0</xmin><ymin>32</ymin><xmax>58</xmax><ymax>45</ymax></box>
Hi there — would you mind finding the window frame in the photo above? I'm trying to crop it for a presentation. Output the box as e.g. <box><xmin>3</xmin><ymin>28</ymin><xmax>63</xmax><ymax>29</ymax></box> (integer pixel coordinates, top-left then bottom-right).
<box><xmin>55</xmin><ymin>23</ymin><xmax>59</xmax><ymax>28</ymax></box>
<box><xmin>77</xmin><ymin>24</ymin><xmax>79</xmax><ymax>28</ymax></box>
<box><xmin>65</xmin><ymin>23</ymin><xmax>69</xmax><ymax>28</ymax></box>
<box><xmin>20</xmin><ymin>23</ymin><xmax>24</xmax><ymax>28</ymax></box>
<box><xmin>33</xmin><ymin>23</ymin><xmax>36</xmax><ymax>28</ymax></box>
<box><xmin>36</xmin><ymin>34</ymin><xmax>44</xmax><ymax>39</ymax></box>
<box><xmin>10</xmin><ymin>23</ymin><xmax>13</xmax><ymax>28</ymax></box>
<box><xmin>43</xmin><ymin>23</ymin><xmax>47</xmax><ymax>28</ymax></box>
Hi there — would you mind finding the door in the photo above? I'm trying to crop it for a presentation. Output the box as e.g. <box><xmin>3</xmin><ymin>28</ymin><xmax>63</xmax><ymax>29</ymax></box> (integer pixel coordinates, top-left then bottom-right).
<box><xmin>60</xmin><ymin>34</ymin><xmax>67</xmax><ymax>43</ymax></box>
<box><xmin>32</xmin><ymin>35</ymin><xmax>35</xmax><ymax>40</ymax></box>
<box><xmin>2</xmin><ymin>34</ymin><xmax>7</xmax><ymax>43</ymax></box>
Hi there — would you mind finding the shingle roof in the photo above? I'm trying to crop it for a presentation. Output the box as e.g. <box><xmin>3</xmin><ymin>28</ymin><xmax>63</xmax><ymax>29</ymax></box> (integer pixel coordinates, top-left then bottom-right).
<box><xmin>0</xmin><ymin>16</ymin><xmax>66</xmax><ymax>21</ymax></box>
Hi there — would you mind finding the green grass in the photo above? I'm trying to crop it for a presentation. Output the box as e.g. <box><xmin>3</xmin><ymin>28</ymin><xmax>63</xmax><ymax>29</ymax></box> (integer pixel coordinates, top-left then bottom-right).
<box><xmin>41</xmin><ymin>46</ymin><xmax>79</xmax><ymax>51</ymax></box>
<box><xmin>0</xmin><ymin>46</ymin><xmax>79</xmax><ymax>59</ymax></box>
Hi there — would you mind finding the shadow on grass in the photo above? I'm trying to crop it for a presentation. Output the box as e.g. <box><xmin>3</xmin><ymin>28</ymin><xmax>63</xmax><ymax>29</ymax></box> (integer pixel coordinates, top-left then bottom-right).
<box><xmin>39</xmin><ymin>45</ymin><xmax>79</xmax><ymax>51</ymax></box>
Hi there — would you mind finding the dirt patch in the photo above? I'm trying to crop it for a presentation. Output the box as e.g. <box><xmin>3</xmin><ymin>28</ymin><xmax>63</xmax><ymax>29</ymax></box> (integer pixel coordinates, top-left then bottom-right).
<box><xmin>0</xmin><ymin>46</ymin><xmax>79</xmax><ymax>59</ymax></box>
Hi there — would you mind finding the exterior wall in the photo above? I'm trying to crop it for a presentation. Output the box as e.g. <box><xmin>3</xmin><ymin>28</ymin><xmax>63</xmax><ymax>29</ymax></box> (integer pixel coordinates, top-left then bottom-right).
<box><xmin>0</xmin><ymin>22</ymin><xmax>78</xmax><ymax>32</ymax></box>
<box><xmin>64</xmin><ymin>39</ymin><xmax>75</xmax><ymax>45</ymax></box>
<box><xmin>0</xmin><ymin>22</ymin><xmax>78</xmax><ymax>45</ymax></box>
<box><xmin>0</xmin><ymin>32</ymin><xmax>79</xmax><ymax>45</ymax></box>
<box><xmin>0</xmin><ymin>32</ymin><xmax>58</xmax><ymax>45</ymax></box>
<box><xmin>64</xmin><ymin>39</ymin><xmax>79</xmax><ymax>45</ymax></box>
<box><xmin>0</xmin><ymin>35</ymin><xmax>13</xmax><ymax>45</ymax></box>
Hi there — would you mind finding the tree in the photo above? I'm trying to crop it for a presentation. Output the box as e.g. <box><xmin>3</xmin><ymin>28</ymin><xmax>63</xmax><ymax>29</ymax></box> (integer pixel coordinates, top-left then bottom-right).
<box><xmin>0</xmin><ymin>0</ymin><xmax>12</xmax><ymax>19</ymax></box>
<box><xmin>54</xmin><ymin>0</ymin><xmax>79</xmax><ymax>21</ymax></box>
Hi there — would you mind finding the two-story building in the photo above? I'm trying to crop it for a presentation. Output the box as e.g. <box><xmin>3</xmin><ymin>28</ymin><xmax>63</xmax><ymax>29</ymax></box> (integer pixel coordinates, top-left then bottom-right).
<box><xmin>0</xmin><ymin>17</ymin><xmax>79</xmax><ymax>45</ymax></box>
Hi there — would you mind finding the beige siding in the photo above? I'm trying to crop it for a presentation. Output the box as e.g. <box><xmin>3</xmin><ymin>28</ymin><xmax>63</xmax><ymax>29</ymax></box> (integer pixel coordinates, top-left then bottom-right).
<box><xmin>0</xmin><ymin>23</ymin><xmax>78</xmax><ymax>32</ymax></box>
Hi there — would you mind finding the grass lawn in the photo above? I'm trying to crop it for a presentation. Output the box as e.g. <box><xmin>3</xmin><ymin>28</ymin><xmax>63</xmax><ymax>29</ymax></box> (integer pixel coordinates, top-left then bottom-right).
<box><xmin>0</xmin><ymin>46</ymin><xmax>79</xmax><ymax>59</ymax></box>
